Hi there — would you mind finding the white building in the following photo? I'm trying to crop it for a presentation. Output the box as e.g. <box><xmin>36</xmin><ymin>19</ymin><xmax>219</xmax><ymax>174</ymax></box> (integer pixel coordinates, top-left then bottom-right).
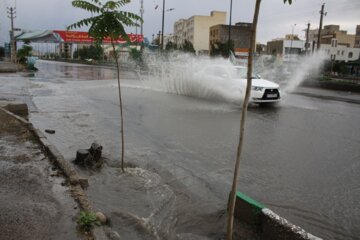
<box><xmin>173</xmin><ymin>11</ymin><xmax>226</xmax><ymax>54</ymax></box>
<box><xmin>321</xmin><ymin>40</ymin><xmax>360</xmax><ymax>62</ymax></box>
<box><xmin>307</xmin><ymin>24</ymin><xmax>360</xmax><ymax>62</ymax></box>
<box><xmin>267</xmin><ymin>35</ymin><xmax>306</xmax><ymax>62</ymax></box>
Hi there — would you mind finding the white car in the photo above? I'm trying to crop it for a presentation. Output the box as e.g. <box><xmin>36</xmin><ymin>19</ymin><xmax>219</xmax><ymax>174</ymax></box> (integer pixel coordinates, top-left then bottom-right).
<box><xmin>197</xmin><ymin>65</ymin><xmax>281</xmax><ymax>104</ymax></box>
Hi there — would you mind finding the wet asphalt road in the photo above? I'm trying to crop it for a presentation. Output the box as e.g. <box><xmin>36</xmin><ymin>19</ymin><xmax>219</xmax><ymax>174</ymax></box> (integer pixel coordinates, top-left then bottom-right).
<box><xmin>1</xmin><ymin>60</ymin><xmax>359</xmax><ymax>240</ymax></box>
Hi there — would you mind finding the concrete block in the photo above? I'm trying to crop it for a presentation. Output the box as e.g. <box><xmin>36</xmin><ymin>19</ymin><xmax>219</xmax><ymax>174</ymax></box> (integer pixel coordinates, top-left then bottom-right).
<box><xmin>261</xmin><ymin>208</ymin><xmax>322</xmax><ymax>240</ymax></box>
<box><xmin>32</xmin><ymin>128</ymin><xmax>47</xmax><ymax>139</ymax></box>
<box><xmin>234</xmin><ymin>191</ymin><xmax>265</xmax><ymax>226</ymax></box>
<box><xmin>2</xmin><ymin>102</ymin><xmax>29</xmax><ymax>119</ymax></box>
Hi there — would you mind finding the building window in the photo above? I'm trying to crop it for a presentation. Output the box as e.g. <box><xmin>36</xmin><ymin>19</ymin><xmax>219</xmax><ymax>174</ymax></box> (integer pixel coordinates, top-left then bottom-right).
<box><xmin>341</xmin><ymin>50</ymin><xmax>344</xmax><ymax>56</ymax></box>
<box><xmin>331</xmin><ymin>39</ymin><xmax>338</xmax><ymax>47</ymax></box>
<box><xmin>348</xmin><ymin>52</ymin><xmax>353</xmax><ymax>58</ymax></box>
<box><xmin>337</xmin><ymin>50</ymin><xmax>340</xmax><ymax>55</ymax></box>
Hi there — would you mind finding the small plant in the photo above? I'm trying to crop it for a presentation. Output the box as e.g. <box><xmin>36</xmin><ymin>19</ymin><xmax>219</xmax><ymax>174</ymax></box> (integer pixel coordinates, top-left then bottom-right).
<box><xmin>17</xmin><ymin>45</ymin><xmax>33</xmax><ymax>64</ymax></box>
<box><xmin>77</xmin><ymin>211</ymin><xmax>100</xmax><ymax>231</ymax></box>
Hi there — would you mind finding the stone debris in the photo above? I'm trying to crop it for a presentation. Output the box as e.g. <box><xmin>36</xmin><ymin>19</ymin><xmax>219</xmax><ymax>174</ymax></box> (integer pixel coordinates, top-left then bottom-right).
<box><xmin>74</xmin><ymin>142</ymin><xmax>104</xmax><ymax>169</ymax></box>
<box><xmin>45</xmin><ymin>129</ymin><xmax>56</xmax><ymax>134</ymax></box>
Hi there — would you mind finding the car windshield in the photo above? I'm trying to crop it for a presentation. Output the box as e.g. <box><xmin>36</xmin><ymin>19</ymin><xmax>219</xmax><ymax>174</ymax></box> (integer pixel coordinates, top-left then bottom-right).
<box><xmin>229</xmin><ymin>67</ymin><xmax>260</xmax><ymax>79</ymax></box>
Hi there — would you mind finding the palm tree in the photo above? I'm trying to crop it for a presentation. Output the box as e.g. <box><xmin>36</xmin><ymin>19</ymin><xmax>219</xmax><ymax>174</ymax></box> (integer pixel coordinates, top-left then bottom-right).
<box><xmin>226</xmin><ymin>0</ymin><xmax>292</xmax><ymax>239</ymax></box>
<box><xmin>68</xmin><ymin>0</ymin><xmax>142</xmax><ymax>172</ymax></box>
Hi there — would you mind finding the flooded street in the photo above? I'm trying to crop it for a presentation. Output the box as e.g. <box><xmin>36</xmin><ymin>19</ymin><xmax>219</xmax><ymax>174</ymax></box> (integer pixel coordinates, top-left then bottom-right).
<box><xmin>1</xmin><ymin>60</ymin><xmax>359</xmax><ymax>239</ymax></box>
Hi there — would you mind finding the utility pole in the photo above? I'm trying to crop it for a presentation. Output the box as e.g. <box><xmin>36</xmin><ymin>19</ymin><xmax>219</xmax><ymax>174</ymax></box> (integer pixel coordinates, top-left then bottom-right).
<box><xmin>228</xmin><ymin>0</ymin><xmax>233</xmax><ymax>46</ymax></box>
<box><xmin>140</xmin><ymin>0</ymin><xmax>144</xmax><ymax>37</ymax></box>
<box><xmin>161</xmin><ymin>0</ymin><xmax>165</xmax><ymax>50</ymax></box>
<box><xmin>317</xmin><ymin>3</ymin><xmax>326</xmax><ymax>50</ymax></box>
<box><xmin>157</xmin><ymin>30</ymin><xmax>161</xmax><ymax>46</ymax></box>
<box><xmin>7</xmin><ymin>7</ymin><xmax>16</xmax><ymax>63</ymax></box>
<box><xmin>305</xmin><ymin>22</ymin><xmax>310</xmax><ymax>54</ymax></box>
<box><xmin>289</xmin><ymin>24</ymin><xmax>296</xmax><ymax>62</ymax></box>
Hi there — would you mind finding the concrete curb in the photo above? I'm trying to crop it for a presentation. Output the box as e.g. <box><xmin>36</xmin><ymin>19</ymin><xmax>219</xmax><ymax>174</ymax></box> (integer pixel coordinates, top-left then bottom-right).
<box><xmin>0</xmin><ymin>106</ymin><xmax>109</xmax><ymax>240</ymax></box>
<box><xmin>234</xmin><ymin>191</ymin><xmax>322</xmax><ymax>240</ymax></box>
<box><xmin>293</xmin><ymin>91</ymin><xmax>360</xmax><ymax>105</ymax></box>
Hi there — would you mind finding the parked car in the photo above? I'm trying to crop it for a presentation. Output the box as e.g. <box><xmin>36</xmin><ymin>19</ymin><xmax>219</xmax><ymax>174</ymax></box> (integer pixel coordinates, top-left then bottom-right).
<box><xmin>197</xmin><ymin>65</ymin><xmax>281</xmax><ymax>104</ymax></box>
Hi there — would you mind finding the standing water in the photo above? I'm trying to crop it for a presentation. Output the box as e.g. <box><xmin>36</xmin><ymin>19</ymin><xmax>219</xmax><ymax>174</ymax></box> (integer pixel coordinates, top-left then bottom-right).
<box><xmin>12</xmin><ymin>56</ymin><xmax>358</xmax><ymax>240</ymax></box>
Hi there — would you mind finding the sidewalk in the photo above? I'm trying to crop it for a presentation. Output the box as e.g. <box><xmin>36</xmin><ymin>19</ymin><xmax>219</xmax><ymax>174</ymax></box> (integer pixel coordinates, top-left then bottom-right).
<box><xmin>0</xmin><ymin>61</ymin><xmax>18</xmax><ymax>73</ymax></box>
<box><xmin>294</xmin><ymin>86</ymin><xmax>360</xmax><ymax>104</ymax></box>
<box><xmin>0</xmin><ymin>108</ymin><xmax>79</xmax><ymax>240</ymax></box>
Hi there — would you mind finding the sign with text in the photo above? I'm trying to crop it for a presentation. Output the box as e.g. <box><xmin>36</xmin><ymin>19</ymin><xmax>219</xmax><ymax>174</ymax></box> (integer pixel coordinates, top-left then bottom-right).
<box><xmin>234</xmin><ymin>48</ymin><xmax>249</xmax><ymax>65</ymax></box>
<box><xmin>54</xmin><ymin>30</ymin><xmax>143</xmax><ymax>44</ymax></box>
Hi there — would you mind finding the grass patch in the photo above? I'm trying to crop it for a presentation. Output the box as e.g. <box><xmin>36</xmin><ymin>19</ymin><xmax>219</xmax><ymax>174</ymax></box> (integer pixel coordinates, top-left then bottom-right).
<box><xmin>77</xmin><ymin>211</ymin><xmax>101</xmax><ymax>232</ymax></box>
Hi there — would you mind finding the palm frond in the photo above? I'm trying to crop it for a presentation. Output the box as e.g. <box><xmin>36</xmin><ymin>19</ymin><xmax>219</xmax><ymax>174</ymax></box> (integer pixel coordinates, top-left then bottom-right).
<box><xmin>116</xmin><ymin>11</ymin><xmax>142</xmax><ymax>26</ymax></box>
<box><xmin>102</xmin><ymin>1</ymin><xmax>119</xmax><ymax>10</ymax></box>
<box><xmin>69</xmin><ymin>0</ymin><xmax>142</xmax><ymax>42</ymax></box>
<box><xmin>72</xmin><ymin>0</ymin><xmax>101</xmax><ymax>13</ymax></box>
<box><xmin>67</xmin><ymin>16</ymin><xmax>97</xmax><ymax>30</ymax></box>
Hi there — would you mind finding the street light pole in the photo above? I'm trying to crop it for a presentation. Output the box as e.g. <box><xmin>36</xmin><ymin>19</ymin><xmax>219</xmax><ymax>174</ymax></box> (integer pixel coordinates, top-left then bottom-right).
<box><xmin>289</xmin><ymin>23</ymin><xmax>296</xmax><ymax>62</ymax></box>
<box><xmin>7</xmin><ymin>7</ymin><xmax>16</xmax><ymax>63</ymax></box>
<box><xmin>140</xmin><ymin>0</ymin><xmax>144</xmax><ymax>37</ymax></box>
<box><xmin>228</xmin><ymin>0</ymin><xmax>233</xmax><ymax>45</ymax></box>
<box><xmin>161</xmin><ymin>0</ymin><xmax>165</xmax><ymax>50</ymax></box>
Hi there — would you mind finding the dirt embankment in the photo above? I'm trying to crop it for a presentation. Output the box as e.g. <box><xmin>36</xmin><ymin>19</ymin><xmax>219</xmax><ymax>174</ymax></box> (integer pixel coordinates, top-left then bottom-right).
<box><xmin>0</xmin><ymin>109</ymin><xmax>79</xmax><ymax>240</ymax></box>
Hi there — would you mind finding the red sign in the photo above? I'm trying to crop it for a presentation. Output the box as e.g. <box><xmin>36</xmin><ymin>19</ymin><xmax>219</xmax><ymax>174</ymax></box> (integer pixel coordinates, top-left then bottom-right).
<box><xmin>54</xmin><ymin>30</ymin><xmax>143</xmax><ymax>44</ymax></box>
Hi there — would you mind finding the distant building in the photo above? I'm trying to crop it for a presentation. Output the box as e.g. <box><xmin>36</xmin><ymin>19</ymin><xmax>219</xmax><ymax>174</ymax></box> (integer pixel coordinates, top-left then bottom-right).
<box><xmin>256</xmin><ymin>43</ymin><xmax>267</xmax><ymax>55</ymax></box>
<box><xmin>355</xmin><ymin>25</ymin><xmax>360</xmax><ymax>48</ymax></box>
<box><xmin>209</xmin><ymin>22</ymin><xmax>252</xmax><ymax>51</ymax></box>
<box><xmin>173</xmin><ymin>11</ymin><xmax>226</xmax><ymax>54</ymax></box>
<box><xmin>266</xmin><ymin>34</ymin><xmax>305</xmax><ymax>62</ymax></box>
<box><xmin>308</xmin><ymin>24</ymin><xmax>360</xmax><ymax>62</ymax></box>
<box><xmin>309</xmin><ymin>24</ymin><xmax>357</xmax><ymax>49</ymax></box>
<box><xmin>321</xmin><ymin>44</ymin><xmax>360</xmax><ymax>62</ymax></box>
<box><xmin>321</xmin><ymin>25</ymin><xmax>355</xmax><ymax>47</ymax></box>
<box><xmin>59</xmin><ymin>43</ymin><xmax>73</xmax><ymax>59</ymax></box>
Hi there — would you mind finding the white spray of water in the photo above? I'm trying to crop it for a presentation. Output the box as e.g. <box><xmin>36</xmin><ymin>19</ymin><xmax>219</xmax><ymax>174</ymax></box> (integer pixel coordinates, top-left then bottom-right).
<box><xmin>141</xmin><ymin>51</ymin><xmax>243</xmax><ymax>103</ymax></box>
<box><xmin>139</xmin><ymin>50</ymin><xmax>327</xmax><ymax>103</ymax></box>
<box><xmin>283</xmin><ymin>51</ymin><xmax>327</xmax><ymax>93</ymax></box>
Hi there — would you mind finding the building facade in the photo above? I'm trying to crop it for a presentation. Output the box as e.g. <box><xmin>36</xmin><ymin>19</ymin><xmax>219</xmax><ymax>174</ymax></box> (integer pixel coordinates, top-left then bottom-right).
<box><xmin>322</xmin><ymin>44</ymin><xmax>360</xmax><ymax>62</ymax></box>
<box><xmin>307</xmin><ymin>24</ymin><xmax>360</xmax><ymax>62</ymax></box>
<box><xmin>355</xmin><ymin>25</ymin><xmax>360</xmax><ymax>48</ymax></box>
<box><xmin>209</xmin><ymin>22</ymin><xmax>252</xmax><ymax>50</ymax></box>
<box><xmin>267</xmin><ymin>35</ymin><xmax>305</xmax><ymax>62</ymax></box>
<box><xmin>173</xmin><ymin>11</ymin><xmax>226</xmax><ymax>54</ymax></box>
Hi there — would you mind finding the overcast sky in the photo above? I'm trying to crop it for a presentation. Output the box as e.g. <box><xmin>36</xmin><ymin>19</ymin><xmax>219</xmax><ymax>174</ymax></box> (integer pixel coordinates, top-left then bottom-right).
<box><xmin>1</xmin><ymin>0</ymin><xmax>359</xmax><ymax>45</ymax></box>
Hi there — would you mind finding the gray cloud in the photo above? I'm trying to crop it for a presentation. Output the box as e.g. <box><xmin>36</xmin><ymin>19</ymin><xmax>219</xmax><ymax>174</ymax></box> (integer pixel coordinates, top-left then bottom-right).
<box><xmin>0</xmin><ymin>0</ymin><xmax>359</xmax><ymax>45</ymax></box>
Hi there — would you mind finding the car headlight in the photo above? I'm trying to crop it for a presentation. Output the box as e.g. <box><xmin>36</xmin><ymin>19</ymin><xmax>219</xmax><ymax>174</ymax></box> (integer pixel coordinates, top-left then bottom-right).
<box><xmin>252</xmin><ymin>86</ymin><xmax>264</xmax><ymax>91</ymax></box>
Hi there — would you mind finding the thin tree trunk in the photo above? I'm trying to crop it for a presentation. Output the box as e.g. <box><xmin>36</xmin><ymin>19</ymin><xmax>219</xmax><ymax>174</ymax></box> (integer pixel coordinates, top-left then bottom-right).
<box><xmin>111</xmin><ymin>41</ymin><xmax>125</xmax><ymax>173</ymax></box>
<box><xmin>226</xmin><ymin>0</ymin><xmax>262</xmax><ymax>239</ymax></box>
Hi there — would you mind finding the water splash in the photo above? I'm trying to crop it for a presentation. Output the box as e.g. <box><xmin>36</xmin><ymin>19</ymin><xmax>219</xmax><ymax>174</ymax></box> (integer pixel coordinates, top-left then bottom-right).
<box><xmin>283</xmin><ymin>52</ymin><xmax>327</xmax><ymax>93</ymax></box>
<box><xmin>140</xmin><ymin>52</ymin><xmax>243</xmax><ymax>103</ymax></box>
<box><xmin>139</xmin><ymin>51</ymin><xmax>327</xmax><ymax>103</ymax></box>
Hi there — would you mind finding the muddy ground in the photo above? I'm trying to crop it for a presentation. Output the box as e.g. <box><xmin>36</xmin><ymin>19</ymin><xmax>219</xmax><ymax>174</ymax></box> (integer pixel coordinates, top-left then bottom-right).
<box><xmin>0</xmin><ymin>109</ymin><xmax>79</xmax><ymax>240</ymax></box>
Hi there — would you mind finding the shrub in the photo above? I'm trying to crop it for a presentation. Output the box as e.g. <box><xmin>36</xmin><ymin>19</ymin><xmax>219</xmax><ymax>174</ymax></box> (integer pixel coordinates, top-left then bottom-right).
<box><xmin>77</xmin><ymin>211</ymin><xmax>100</xmax><ymax>231</ymax></box>
<box><xmin>17</xmin><ymin>45</ymin><xmax>32</xmax><ymax>64</ymax></box>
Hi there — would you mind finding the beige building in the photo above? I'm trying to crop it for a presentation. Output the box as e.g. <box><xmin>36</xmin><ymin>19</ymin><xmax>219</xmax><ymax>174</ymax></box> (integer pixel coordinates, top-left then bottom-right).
<box><xmin>173</xmin><ymin>11</ymin><xmax>226</xmax><ymax>54</ymax></box>
<box><xmin>355</xmin><ymin>25</ymin><xmax>360</xmax><ymax>48</ymax></box>
<box><xmin>307</xmin><ymin>24</ymin><xmax>360</xmax><ymax>62</ymax></box>
<box><xmin>309</xmin><ymin>25</ymin><xmax>357</xmax><ymax>49</ymax></box>
<box><xmin>267</xmin><ymin>35</ymin><xmax>305</xmax><ymax>62</ymax></box>
<box><xmin>209</xmin><ymin>22</ymin><xmax>252</xmax><ymax>50</ymax></box>
<box><xmin>321</xmin><ymin>25</ymin><xmax>355</xmax><ymax>47</ymax></box>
